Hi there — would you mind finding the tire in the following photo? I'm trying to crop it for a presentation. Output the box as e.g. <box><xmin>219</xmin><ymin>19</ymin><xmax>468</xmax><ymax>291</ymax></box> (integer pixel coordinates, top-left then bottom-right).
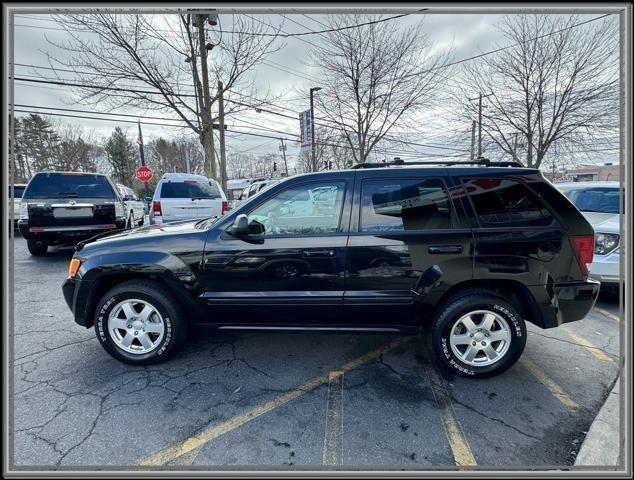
<box><xmin>137</xmin><ymin>213</ymin><xmax>144</xmax><ymax>226</ymax></box>
<box><xmin>27</xmin><ymin>239</ymin><xmax>48</xmax><ymax>256</ymax></box>
<box><xmin>94</xmin><ymin>280</ymin><xmax>188</xmax><ymax>365</ymax></box>
<box><xmin>431</xmin><ymin>290</ymin><xmax>527</xmax><ymax>378</ymax></box>
<box><xmin>127</xmin><ymin>212</ymin><xmax>134</xmax><ymax>229</ymax></box>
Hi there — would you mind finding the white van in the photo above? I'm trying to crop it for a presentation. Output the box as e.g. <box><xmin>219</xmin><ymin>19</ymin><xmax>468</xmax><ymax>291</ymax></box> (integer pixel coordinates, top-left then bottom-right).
<box><xmin>150</xmin><ymin>173</ymin><xmax>228</xmax><ymax>225</ymax></box>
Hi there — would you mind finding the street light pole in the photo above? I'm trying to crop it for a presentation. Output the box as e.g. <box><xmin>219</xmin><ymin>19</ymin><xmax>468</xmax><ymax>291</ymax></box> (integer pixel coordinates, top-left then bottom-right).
<box><xmin>310</xmin><ymin>87</ymin><xmax>321</xmax><ymax>172</ymax></box>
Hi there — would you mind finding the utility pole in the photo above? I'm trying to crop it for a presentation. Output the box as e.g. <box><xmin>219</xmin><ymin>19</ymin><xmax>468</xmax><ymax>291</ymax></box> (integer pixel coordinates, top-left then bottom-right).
<box><xmin>279</xmin><ymin>138</ymin><xmax>289</xmax><ymax>176</ymax></box>
<box><xmin>196</xmin><ymin>13</ymin><xmax>216</xmax><ymax>180</ymax></box>
<box><xmin>469</xmin><ymin>92</ymin><xmax>493</xmax><ymax>159</ymax></box>
<box><xmin>310</xmin><ymin>86</ymin><xmax>322</xmax><ymax>172</ymax></box>
<box><xmin>184</xmin><ymin>144</ymin><xmax>191</xmax><ymax>173</ymax></box>
<box><xmin>470</xmin><ymin>120</ymin><xmax>476</xmax><ymax>160</ymax></box>
<box><xmin>477</xmin><ymin>93</ymin><xmax>483</xmax><ymax>158</ymax></box>
<box><xmin>137</xmin><ymin>120</ymin><xmax>149</xmax><ymax>199</ymax></box>
<box><xmin>217</xmin><ymin>80</ymin><xmax>227</xmax><ymax>192</ymax></box>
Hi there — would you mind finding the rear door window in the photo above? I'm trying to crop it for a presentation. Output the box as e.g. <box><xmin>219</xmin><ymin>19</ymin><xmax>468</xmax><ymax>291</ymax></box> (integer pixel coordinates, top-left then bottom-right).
<box><xmin>464</xmin><ymin>178</ymin><xmax>553</xmax><ymax>227</ymax></box>
<box><xmin>160</xmin><ymin>181</ymin><xmax>221</xmax><ymax>199</ymax></box>
<box><xmin>360</xmin><ymin>178</ymin><xmax>452</xmax><ymax>232</ymax></box>
<box><xmin>23</xmin><ymin>173</ymin><xmax>116</xmax><ymax>199</ymax></box>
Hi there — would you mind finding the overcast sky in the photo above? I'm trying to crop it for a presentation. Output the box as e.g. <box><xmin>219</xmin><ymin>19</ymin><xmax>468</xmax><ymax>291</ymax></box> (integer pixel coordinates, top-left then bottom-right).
<box><xmin>12</xmin><ymin>10</ymin><xmax>620</xmax><ymax>172</ymax></box>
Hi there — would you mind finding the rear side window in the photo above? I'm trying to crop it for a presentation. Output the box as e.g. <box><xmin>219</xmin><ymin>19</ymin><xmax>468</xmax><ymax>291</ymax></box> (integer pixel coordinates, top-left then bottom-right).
<box><xmin>361</xmin><ymin>178</ymin><xmax>452</xmax><ymax>232</ymax></box>
<box><xmin>159</xmin><ymin>181</ymin><xmax>221</xmax><ymax>199</ymax></box>
<box><xmin>465</xmin><ymin>178</ymin><xmax>553</xmax><ymax>227</ymax></box>
<box><xmin>24</xmin><ymin>173</ymin><xmax>116</xmax><ymax>199</ymax></box>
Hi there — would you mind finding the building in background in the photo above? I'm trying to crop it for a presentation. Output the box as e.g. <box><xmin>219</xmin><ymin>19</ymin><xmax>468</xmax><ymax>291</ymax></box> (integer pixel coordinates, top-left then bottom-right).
<box><xmin>547</xmin><ymin>163</ymin><xmax>621</xmax><ymax>183</ymax></box>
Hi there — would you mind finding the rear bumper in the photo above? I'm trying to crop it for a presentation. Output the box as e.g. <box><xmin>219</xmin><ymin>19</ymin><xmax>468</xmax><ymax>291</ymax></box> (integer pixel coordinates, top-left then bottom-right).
<box><xmin>530</xmin><ymin>279</ymin><xmax>601</xmax><ymax>329</ymax></box>
<box><xmin>19</xmin><ymin>220</ymin><xmax>125</xmax><ymax>243</ymax></box>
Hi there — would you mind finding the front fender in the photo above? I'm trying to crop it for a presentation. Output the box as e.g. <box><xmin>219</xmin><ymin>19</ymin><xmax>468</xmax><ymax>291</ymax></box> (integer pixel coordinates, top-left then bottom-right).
<box><xmin>72</xmin><ymin>250</ymin><xmax>202</xmax><ymax>327</ymax></box>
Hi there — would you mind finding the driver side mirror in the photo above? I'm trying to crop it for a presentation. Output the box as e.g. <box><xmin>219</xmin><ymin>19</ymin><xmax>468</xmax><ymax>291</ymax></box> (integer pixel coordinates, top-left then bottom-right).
<box><xmin>227</xmin><ymin>214</ymin><xmax>249</xmax><ymax>236</ymax></box>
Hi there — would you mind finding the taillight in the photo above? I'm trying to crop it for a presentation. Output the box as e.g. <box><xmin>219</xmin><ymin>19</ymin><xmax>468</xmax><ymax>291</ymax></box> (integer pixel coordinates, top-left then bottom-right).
<box><xmin>152</xmin><ymin>201</ymin><xmax>162</xmax><ymax>215</ymax></box>
<box><xmin>570</xmin><ymin>235</ymin><xmax>594</xmax><ymax>275</ymax></box>
<box><xmin>221</xmin><ymin>201</ymin><xmax>229</xmax><ymax>215</ymax></box>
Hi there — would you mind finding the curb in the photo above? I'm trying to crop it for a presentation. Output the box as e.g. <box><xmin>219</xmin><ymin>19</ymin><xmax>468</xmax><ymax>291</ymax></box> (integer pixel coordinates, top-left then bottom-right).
<box><xmin>575</xmin><ymin>377</ymin><xmax>621</xmax><ymax>466</ymax></box>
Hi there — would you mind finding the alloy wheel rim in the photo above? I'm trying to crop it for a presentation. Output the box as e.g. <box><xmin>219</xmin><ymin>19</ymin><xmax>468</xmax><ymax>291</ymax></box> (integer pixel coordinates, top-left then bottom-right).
<box><xmin>108</xmin><ymin>298</ymin><xmax>165</xmax><ymax>354</ymax></box>
<box><xmin>449</xmin><ymin>309</ymin><xmax>512</xmax><ymax>367</ymax></box>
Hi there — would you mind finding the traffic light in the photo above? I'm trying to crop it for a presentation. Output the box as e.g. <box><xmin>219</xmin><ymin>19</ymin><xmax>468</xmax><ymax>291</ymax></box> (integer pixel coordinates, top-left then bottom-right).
<box><xmin>273</xmin><ymin>162</ymin><xmax>278</xmax><ymax>172</ymax></box>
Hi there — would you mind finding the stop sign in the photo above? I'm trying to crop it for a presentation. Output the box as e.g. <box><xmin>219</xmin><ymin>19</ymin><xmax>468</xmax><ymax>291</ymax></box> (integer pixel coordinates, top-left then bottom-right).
<box><xmin>135</xmin><ymin>165</ymin><xmax>153</xmax><ymax>183</ymax></box>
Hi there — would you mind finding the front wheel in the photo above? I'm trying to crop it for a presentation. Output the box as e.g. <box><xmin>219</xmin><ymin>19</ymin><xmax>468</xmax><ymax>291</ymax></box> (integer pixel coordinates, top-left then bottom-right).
<box><xmin>431</xmin><ymin>291</ymin><xmax>527</xmax><ymax>378</ymax></box>
<box><xmin>94</xmin><ymin>280</ymin><xmax>188</xmax><ymax>365</ymax></box>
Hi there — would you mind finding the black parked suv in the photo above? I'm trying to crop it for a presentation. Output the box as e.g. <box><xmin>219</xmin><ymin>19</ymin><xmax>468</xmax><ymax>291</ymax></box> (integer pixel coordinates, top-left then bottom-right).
<box><xmin>62</xmin><ymin>160</ymin><xmax>600</xmax><ymax>378</ymax></box>
<box><xmin>19</xmin><ymin>172</ymin><xmax>127</xmax><ymax>256</ymax></box>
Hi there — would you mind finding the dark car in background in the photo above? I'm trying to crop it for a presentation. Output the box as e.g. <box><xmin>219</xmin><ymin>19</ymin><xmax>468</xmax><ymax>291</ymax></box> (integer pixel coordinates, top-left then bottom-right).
<box><xmin>18</xmin><ymin>172</ymin><xmax>127</xmax><ymax>256</ymax></box>
<box><xmin>62</xmin><ymin>161</ymin><xmax>600</xmax><ymax>378</ymax></box>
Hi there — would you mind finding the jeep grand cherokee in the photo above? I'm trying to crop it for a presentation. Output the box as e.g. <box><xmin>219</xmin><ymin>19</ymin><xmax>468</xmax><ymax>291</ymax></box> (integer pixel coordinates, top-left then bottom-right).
<box><xmin>61</xmin><ymin>160</ymin><xmax>599</xmax><ymax>378</ymax></box>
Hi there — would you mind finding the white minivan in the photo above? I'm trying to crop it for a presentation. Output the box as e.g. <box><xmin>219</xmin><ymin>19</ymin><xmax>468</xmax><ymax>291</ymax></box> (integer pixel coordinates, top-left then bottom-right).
<box><xmin>150</xmin><ymin>173</ymin><xmax>228</xmax><ymax>225</ymax></box>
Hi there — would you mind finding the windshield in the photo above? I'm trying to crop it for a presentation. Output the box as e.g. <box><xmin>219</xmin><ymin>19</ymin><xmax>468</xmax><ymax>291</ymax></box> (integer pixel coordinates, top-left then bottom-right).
<box><xmin>160</xmin><ymin>180</ymin><xmax>221</xmax><ymax>199</ymax></box>
<box><xmin>23</xmin><ymin>173</ymin><xmax>116</xmax><ymax>199</ymax></box>
<box><xmin>562</xmin><ymin>187</ymin><xmax>622</xmax><ymax>214</ymax></box>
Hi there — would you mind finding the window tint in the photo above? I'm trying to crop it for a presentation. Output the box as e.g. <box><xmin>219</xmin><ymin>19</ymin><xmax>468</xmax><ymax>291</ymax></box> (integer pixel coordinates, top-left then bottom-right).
<box><xmin>361</xmin><ymin>178</ymin><xmax>451</xmax><ymax>232</ymax></box>
<box><xmin>561</xmin><ymin>187</ymin><xmax>622</xmax><ymax>214</ymax></box>
<box><xmin>465</xmin><ymin>178</ymin><xmax>553</xmax><ymax>227</ymax></box>
<box><xmin>160</xmin><ymin>181</ymin><xmax>221</xmax><ymax>199</ymax></box>
<box><xmin>24</xmin><ymin>173</ymin><xmax>116</xmax><ymax>199</ymax></box>
<box><xmin>248</xmin><ymin>181</ymin><xmax>346</xmax><ymax>236</ymax></box>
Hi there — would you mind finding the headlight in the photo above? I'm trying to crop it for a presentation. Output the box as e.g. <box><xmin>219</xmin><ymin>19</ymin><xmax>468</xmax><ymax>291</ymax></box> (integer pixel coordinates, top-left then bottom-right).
<box><xmin>115</xmin><ymin>201</ymin><xmax>125</xmax><ymax>219</ymax></box>
<box><xmin>19</xmin><ymin>202</ymin><xmax>28</xmax><ymax>220</ymax></box>
<box><xmin>595</xmin><ymin>233</ymin><xmax>619</xmax><ymax>255</ymax></box>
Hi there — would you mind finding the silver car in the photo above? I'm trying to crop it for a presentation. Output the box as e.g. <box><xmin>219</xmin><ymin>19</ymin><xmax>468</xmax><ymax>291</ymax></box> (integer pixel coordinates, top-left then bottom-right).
<box><xmin>557</xmin><ymin>181</ymin><xmax>622</xmax><ymax>291</ymax></box>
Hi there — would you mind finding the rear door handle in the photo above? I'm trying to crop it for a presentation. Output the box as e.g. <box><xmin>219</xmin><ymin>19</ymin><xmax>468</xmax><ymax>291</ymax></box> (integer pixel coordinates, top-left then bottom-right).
<box><xmin>303</xmin><ymin>249</ymin><xmax>336</xmax><ymax>257</ymax></box>
<box><xmin>428</xmin><ymin>245</ymin><xmax>463</xmax><ymax>254</ymax></box>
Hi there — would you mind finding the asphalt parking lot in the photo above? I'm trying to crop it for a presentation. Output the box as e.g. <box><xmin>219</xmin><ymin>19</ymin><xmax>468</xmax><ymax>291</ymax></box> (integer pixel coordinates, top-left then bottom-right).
<box><xmin>10</xmin><ymin>234</ymin><xmax>621</xmax><ymax>469</ymax></box>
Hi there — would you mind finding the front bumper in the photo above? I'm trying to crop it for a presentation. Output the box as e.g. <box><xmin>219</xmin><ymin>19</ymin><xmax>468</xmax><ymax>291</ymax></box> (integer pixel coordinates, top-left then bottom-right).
<box><xmin>530</xmin><ymin>279</ymin><xmax>601</xmax><ymax>329</ymax></box>
<box><xmin>589</xmin><ymin>248</ymin><xmax>621</xmax><ymax>287</ymax></box>
<box><xmin>62</xmin><ymin>277</ymin><xmax>94</xmax><ymax>327</ymax></box>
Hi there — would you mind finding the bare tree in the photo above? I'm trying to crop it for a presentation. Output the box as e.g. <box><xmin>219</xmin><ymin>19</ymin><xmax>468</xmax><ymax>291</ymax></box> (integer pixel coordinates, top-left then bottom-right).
<box><xmin>44</xmin><ymin>13</ymin><xmax>283</xmax><ymax>179</ymax></box>
<box><xmin>310</xmin><ymin>14</ymin><xmax>449</xmax><ymax>164</ymax></box>
<box><xmin>454</xmin><ymin>14</ymin><xmax>618</xmax><ymax>168</ymax></box>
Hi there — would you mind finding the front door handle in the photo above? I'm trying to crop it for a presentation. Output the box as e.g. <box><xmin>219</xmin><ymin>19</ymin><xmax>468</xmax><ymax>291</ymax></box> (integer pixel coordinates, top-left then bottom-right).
<box><xmin>303</xmin><ymin>249</ymin><xmax>336</xmax><ymax>257</ymax></box>
<box><xmin>428</xmin><ymin>245</ymin><xmax>463</xmax><ymax>254</ymax></box>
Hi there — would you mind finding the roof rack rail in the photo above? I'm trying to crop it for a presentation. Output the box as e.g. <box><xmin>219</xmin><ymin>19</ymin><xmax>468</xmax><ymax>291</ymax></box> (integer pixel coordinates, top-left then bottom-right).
<box><xmin>351</xmin><ymin>157</ymin><xmax>524</xmax><ymax>169</ymax></box>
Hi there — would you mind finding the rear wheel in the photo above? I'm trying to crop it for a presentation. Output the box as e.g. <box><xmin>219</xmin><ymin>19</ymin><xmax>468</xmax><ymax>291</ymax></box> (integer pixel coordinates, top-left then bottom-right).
<box><xmin>27</xmin><ymin>239</ymin><xmax>48</xmax><ymax>256</ymax></box>
<box><xmin>127</xmin><ymin>212</ymin><xmax>134</xmax><ymax>228</ymax></box>
<box><xmin>94</xmin><ymin>280</ymin><xmax>188</xmax><ymax>365</ymax></box>
<box><xmin>431</xmin><ymin>291</ymin><xmax>526</xmax><ymax>378</ymax></box>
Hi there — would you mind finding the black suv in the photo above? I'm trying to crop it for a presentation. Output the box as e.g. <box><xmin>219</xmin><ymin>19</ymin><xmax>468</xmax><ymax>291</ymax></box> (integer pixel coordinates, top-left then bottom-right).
<box><xmin>19</xmin><ymin>172</ymin><xmax>127</xmax><ymax>256</ymax></box>
<box><xmin>62</xmin><ymin>161</ymin><xmax>599</xmax><ymax>378</ymax></box>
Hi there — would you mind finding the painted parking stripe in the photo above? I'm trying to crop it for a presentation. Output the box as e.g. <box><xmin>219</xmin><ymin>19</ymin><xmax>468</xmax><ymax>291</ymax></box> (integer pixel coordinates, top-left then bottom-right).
<box><xmin>322</xmin><ymin>371</ymin><xmax>344</xmax><ymax>466</ymax></box>
<box><xmin>418</xmin><ymin>344</ymin><xmax>477</xmax><ymax>467</ymax></box>
<box><xmin>595</xmin><ymin>307</ymin><xmax>620</xmax><ymax>322</ymax></box>
<box><xmin>139</xmin><ymin>338</ymin><xmax>408</xmax><ymax>466</ymax></box>
<box><xmin>521</xmin><ymin>357</ymin><xmax>579</xmax><ymax>410</ymax></box>
<box><xmin>562</xmin><ymin>327</ymin><xmax>615</xmax><ymax>363</ymax></box>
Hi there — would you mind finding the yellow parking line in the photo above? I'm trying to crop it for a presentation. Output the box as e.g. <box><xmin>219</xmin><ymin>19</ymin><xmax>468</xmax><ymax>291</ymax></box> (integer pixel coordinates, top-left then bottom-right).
<box><xmin>521</xmin><ymin>357</ymin><xmax>579</xmax><ymax>410</ymax></box>
<box><xmin>562</xmin><ymin>327</ymin><xmax>614</xmax><ymax>363</ymax></box>
<box><xmin>139</xmin><ymin>338</ymin><xmax>408</xmax><ymax>466</ymax></box>
<box><xmin>595</xmin><ymin>307</ymin><xmax>620</xmax><ymax>322</ymax></box>
<box><xmin>322</xmin><ymin>371</ymin><xmax>344</xmax><ymax>466</ymax></box>
<box><xmin>418</xmin><ymin>345</ymin><xmax>477</xmax><ymax>467</ymax></box>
